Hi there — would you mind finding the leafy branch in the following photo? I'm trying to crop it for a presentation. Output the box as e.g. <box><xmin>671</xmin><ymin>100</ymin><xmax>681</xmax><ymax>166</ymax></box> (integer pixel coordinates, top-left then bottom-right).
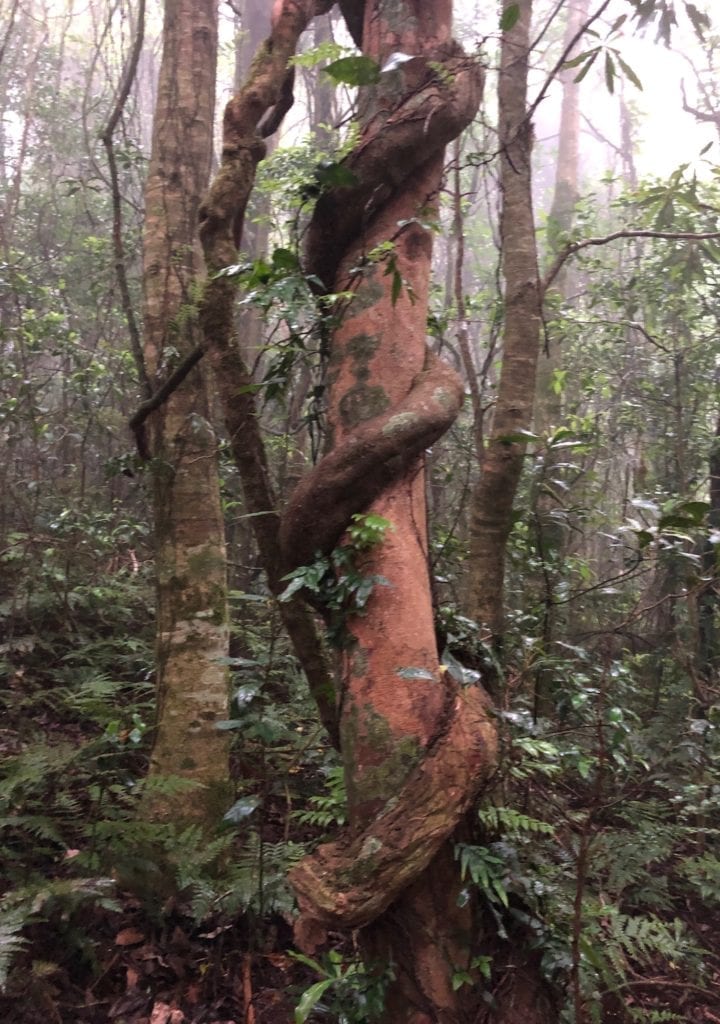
<box><xmin>543</xmin><ymin>228</ymin><xmax>720</xmax><ymax>293</ymax></box>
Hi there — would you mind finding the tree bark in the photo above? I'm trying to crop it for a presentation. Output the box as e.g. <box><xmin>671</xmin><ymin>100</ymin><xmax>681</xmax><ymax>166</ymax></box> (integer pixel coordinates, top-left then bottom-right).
<box><xmin>198</xmin><ymin>0</ymin><xmax>340</xmax><ymax>747</ymax></box>
<box><xmin>141</xmin><ymin>0</ymin><xmax>231</xmax><ymax>822</ymax></box>
<box><xmin>284</xmin><ymin>4</ymin><xmax>497</xmax><ymax>1019</ymax></box>
<box><xmin>466</xmin><ymin>0</ymin><xmax>542</xmax><ymax>641</ymax></box>
<box><xmin>532</xmin><ymin>0</ymin><xmax>588</xmax><ymax>715</ymax></box>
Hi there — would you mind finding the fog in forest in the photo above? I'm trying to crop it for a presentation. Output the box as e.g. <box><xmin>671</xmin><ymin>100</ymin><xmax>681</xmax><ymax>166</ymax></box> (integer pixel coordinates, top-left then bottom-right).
<box><xmin>1</xmin><ymin>2</ymin><xmax>719</xmax><ymax>1023</ymax></box>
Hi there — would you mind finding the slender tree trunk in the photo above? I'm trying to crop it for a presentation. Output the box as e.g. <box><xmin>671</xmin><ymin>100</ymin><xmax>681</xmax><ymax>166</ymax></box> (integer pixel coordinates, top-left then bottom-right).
<box><xmin>532</xmin><ymin>0</ymin><xmax>588</xmax><ymax>714</ymax></box>
<box><xmin>466</xmin><ymin>0</ymin><xmax>542</xmax><ymax>640</ymax></box>
<box><xmin>198</xmin><ymin>0</ymin><xmax>339</xmax><ymax>747</ymax></box>
<box><xmin>535</xmin><ymin>0</ymin><xmax>587</xmax><ymax>434</ymax></box>
<box><xmin>141</xmin><ymin>0</ymin><xmax>231</xmax><ymax>823</ymax></box>
<box><xmin>696</xmin><ymin>403</ymin><xmax>720</xmax><ymax>698</ymax></box>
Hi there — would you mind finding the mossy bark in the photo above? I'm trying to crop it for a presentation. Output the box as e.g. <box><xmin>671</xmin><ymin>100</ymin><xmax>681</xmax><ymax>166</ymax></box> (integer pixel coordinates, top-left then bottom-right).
<box><xmin>141</xmin><ymin>0</ymin><xmax>231</xmax><ymax>823</ymax></box>
<box><xmin>466</xmin><ymin>0</ymin><xmax>543</xmax><ymax>641</ymax></box>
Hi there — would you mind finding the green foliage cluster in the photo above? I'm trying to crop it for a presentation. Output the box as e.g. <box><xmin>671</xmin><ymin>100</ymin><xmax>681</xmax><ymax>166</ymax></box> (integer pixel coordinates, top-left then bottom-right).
<box><xmin>280</xmin><ymin>513</ymin><xmax>393</xmax><ymax>646</ymax></box>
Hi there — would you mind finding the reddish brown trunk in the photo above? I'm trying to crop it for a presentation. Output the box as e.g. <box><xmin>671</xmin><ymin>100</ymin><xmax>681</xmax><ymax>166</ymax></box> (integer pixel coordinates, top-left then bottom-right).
<box><xmin>286</xmin><ymin>3</ymin><xmax>496</xmax><ymax>1019</ymax></box>
<box><xmin>198</xmin><ymin>3</ymin><xmax>496</xmax><ymax>1017</ymax></box>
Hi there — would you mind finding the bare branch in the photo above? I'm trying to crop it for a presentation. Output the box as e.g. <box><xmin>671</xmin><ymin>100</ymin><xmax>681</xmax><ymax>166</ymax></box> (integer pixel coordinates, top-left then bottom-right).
<box><xmin>100</xmin><ymin>0</ymin><xmax>150</xmax><ymax>398</ymax></box>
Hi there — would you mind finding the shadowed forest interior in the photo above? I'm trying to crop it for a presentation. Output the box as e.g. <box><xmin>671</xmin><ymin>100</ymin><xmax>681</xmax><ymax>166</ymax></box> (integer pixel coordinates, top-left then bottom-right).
<box><xmin>1</xmin><ymin>1</ymin><xmax>720</xmax><ymax>1022</ymax></box>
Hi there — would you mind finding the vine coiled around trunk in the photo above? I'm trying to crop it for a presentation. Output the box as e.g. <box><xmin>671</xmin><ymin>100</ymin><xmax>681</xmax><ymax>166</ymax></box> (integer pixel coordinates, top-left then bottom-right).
<box><xmin>280</xmin><ymin>47</ymin><xmax>498</xmax><ymax>949</ymax></box>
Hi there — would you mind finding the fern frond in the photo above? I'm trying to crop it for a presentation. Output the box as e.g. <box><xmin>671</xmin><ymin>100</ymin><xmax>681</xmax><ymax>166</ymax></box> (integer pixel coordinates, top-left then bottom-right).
<box><xmin>0</xmin><ymin>815</ymin><xmax>65</xmax><ymax>845</ymax></box>
<box><xmin>478</xmin><ymin>805</ymin><xmax>555</xmax><ymax>837</ymax></box>
<box><xmin>0</xmin><ymin>876</ymin><xmax>118</xmax><ymax>991</ymax></box>
<box><xmin>628</xmin><ymin>1009</ymin><xmax>685</xmax><ymax>1023</ymax></box>
<box><xmin>0</xmin><ymin>743</ymin><xmax>78</xmax><ymax>808</ymax></box>
<box><xmin>0</xmin><ymin>905</ymin><xmax>29</xmax><ymax>991</ymax></box>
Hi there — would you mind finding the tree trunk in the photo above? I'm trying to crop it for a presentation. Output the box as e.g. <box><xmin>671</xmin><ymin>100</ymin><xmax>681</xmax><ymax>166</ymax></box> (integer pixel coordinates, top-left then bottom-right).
<box><xmin>532</xmin><ymin>0</ymin><xmax>588</xmax><ymax>715</ymax></box>
<box><xmin>285</xmin><ymin>4</ymin><xmax>496</xmax><ymax>1019</ymax></box>
<box><xmin>535</xmin><ymin>0</ymin><xmax>587</xmax><ymax>435</ymax></box>
<box><xmin>198</xmin><ymin>0</ymin><xmax>339</xmax><ymax>747</ymax></box>
<box><xmin>466</xmin><ymin>0</ymin><xmax>542</xmax><ymax>641</ymax></box>
<box><xmin>141</xmin><ymin>0</ymin><xmax>231</xmax><ymax>823</ymax></box>
<box><xmin>694</xmin><ymin>405</ymin><xmax>720</xmax><ymax>703</ymax></box>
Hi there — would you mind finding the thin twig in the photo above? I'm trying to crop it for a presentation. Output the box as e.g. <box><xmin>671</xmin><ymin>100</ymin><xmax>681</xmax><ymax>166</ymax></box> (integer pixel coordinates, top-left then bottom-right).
<box><xmin>99</xmin><ymin>0</ymin><xmax>150</xmax><ymax>398</ymax></box>
<box><xmin>128</xmin><ymin>346</ymin><xmax>204</xmax><ymax>459</ymax></box>
<box><xmin>526</xmin><ymin>0</ymin><xmax>613</xmax><ymax>127</ymax></box>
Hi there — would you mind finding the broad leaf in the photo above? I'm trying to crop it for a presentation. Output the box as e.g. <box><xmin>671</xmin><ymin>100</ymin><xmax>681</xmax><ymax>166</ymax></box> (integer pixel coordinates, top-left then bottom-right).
<box><xmin>500</xmin><ymin>4</ymin><xmax>520</xmax><ymax>31</ymax></box>
<box><xmin>323</xmin><ymin>55</ymin><xmax>380</xmax><ymax>86</ymax></box>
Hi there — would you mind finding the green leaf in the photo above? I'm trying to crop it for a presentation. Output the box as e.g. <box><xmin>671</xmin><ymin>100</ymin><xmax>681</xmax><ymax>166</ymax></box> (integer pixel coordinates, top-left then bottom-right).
<box><xmin>391</xmin><ymin>268</ymin><xmax>402</xmax><ymax>306</ymax></box>
<box><xmin>604</xmin><ymin>51</ymin><xmax>616</xmax><ymax>94</ymax></box>
<box><xmin>452</xmin><ymin>970</ymin><xmax>472</xmax><ymax>991</ymax></box>
<box><xmin>496</xmin><ymin>430</ymin><xmax>539</xmax><ymax>446</ymax></box>
<box><xmin>314</xmin><ymin>162</ymin><xmax>360</xmax><ymax>190</ymax></box>
<box><xmin>500</xmin><ymin>4</ymin><xmax>520</xmax><ymax>31</ymax></box>
<box><xmin>573</xmin><ymin>48</ymin><xmax>600</xmax><ymax>83</ymax></box>
<box><xmin>323</xmin><ymin>55</ymin><xmax>380</xmax><ymax>86</ymax></box>
<box><xmin>278</xmin><ymin>576</ymin><xmax>307</xmax><ymax>602</ymax></box>
<box><xmin>294</xmin><ymin>978</ymin><xmax>336</xmax><ymax>1023</ymax></box>
<box><xmin>562</xmin><ymin>46</ymin><xmax>599</xmax><ymax>71</ymax></box>
<box><xmin>271</xmin><ymin>247</ymin><xmax>299</xmax><ymax>271</ymax></box>
<box><xmin>670</xmin><ymin>500</ymin><xmax>709</xmax><ymax>525</ymax></box>
<box><xmin>615</xmin><ymin>52</ymin><xmax>643</xmax><ymax>90</ymax></box>
<box><xmin>289</xmin><ymin>951</ymin><xmax>326</xmax><ymax>974</ymax></box>
<box><xmin>473</xmin><ymin>955</ymin><xmax>492</xmax><ymax>981</ymax></box>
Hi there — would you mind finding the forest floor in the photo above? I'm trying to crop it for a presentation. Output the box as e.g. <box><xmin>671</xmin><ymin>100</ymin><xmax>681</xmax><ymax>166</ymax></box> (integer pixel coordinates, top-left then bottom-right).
<box><xmin>2</xmin><ymin>879</ymin><xmax>720</xmax><ymax>1023</ymax></box>
<box><xmin>3</xmin><ymin>637</ymin><xmax>720</xmax><ymax>1023</ymax></box>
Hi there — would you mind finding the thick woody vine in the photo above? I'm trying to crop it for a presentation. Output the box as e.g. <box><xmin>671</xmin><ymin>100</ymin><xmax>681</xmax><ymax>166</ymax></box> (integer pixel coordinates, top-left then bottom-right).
<box><xmin>197</xmin><ymin>0</ymin><xmax>497</xmax><ymax>943</ymax></box>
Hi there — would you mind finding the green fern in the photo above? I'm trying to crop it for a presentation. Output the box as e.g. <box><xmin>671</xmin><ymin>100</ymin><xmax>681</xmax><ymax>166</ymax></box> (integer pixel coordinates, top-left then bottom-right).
<box><xmin>0</xmin><ymin>905</ymin><xmax>29</xmax><ymax>991</ymax></box>
<box><xmin>628</xmin><ymin>1010</ymin><xmax>686</xmax><ymax>1023</ymax></box>
<box><xmin>0</xmin><ymin>815</ymin><xmax>65</xmax><ymax>846</ymax></box>
<box><xmin>0</xmin><ymin>877</ymin><xmax>119</xmax><ymax>991</ymax></box>
<box><xmin>679</xmin><ymin>852</ymin><xmax>720</xmax><ymax>904</ymax></box>
<box><xmin>183</xmin><ymin>835</ymin><xmax>306</xmax><ymax>923</ymax></box>
<box><xmin>478</xmin><ymin>805</ymin><xmax>555</xmax><ymax>837</ymax></box>
<box><xmin>0</xmin><ymin>742</ymin><xmax>79</xmax><ymax>808</ymax></box>
<box><xmin>294</xmin><ymin>766</ymin><xmax>347</xmax><ymax>831</ymax></box>
<box><xmin>582</xmin><ymin>902</ymin><xmax>703</xmax><ymax>996</ymax></box>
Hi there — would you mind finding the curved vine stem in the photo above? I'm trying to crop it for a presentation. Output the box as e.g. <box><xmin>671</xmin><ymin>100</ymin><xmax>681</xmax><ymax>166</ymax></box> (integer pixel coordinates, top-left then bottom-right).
<box><xmin>100</xmin><ymin>0</ymin><xmax>149</xmax><ymax>399</ymax></box>
<box><xmin>282</xmin><ymin>32</ymin><xmax>497</xmax><ymax>946</ymax></box>
<box><xmin>198</xmin><ymin>0</ymin><xmax>339</xmax><ymax>747</ymax></box>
